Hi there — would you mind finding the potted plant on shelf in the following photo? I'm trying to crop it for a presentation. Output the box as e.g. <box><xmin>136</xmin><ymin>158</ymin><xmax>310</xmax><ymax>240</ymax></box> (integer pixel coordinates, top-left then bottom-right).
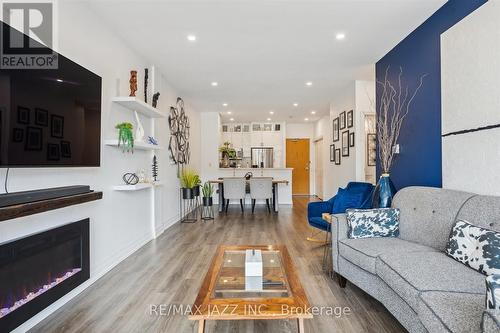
<box><xmin>193</xmin><ymin>174</ymin><xmax>201</xmax><ymax>197</ymax></box>
<box><xmin>374</xmin><ymin>66</ymin><xmax>427</xmax><ymax>208</ymax></box>
<box><xmin>202</xmin><ymin>182</ymin><xmax>214</xmax><ymax>207</ymax></box>
<box><xmin>180</xmin><ymin>169</ymin><xmax>198</xmax><ymax>199</ymax></box>
<box><xmin>219</xmin><ymin>141</ymin><xmax>236</xmax><ymax>168</ymax></box>
<box><xmin>115</xmin><ymin>122</ymin><xmax>134</xmax><ymax>152</ymax></box>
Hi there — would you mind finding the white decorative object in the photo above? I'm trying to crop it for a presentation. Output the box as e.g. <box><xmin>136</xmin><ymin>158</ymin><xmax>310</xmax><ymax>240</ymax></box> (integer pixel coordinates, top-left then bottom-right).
<box><xmin>245</xmin><ymin>249</ymin><xmax>263</xmax><ymax>290</ymax></box>
<box><xmin>137</xmin><ymin>169</ymin><xmax>146</xmax><ymax>183</ymax></box>
<box><xmin>134</xmin><ymin>111</ymin><xmax>145</xmax><ymax>143</ymax></box>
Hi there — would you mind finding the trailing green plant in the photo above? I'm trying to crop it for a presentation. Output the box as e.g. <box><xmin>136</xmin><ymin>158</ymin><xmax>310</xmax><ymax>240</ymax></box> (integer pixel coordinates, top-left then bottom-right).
<box><xmin>202</xmin><ymin>182</ymin><xmax>214</xmax><ymax>198</ymax></box>
<box><xmin>180</xmin><ymin>169</ymin><xmax>198</xmax><ymax>189</ymax></box>
<box><xmin>218</xmin><ymin>141</ymin><xmax>236</xmax><ymax>159</ymax></box>
<box><xmin>115</xmin><ymin>122</ymin><xmax>134</xmax><ymax>152</ymax></box>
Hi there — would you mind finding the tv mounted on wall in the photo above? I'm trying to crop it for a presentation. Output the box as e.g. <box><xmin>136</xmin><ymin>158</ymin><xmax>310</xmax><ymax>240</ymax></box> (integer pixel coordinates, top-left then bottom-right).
<box><xmin>0</xmin><ymin>21</ymin><xmax>102</xmax><ymax>167</ymax></box>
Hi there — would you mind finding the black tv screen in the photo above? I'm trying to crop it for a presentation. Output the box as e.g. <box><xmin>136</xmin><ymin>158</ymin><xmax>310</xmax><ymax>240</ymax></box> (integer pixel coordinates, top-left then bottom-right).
<box><xmin>0</xmin><ymin>22</ymin><xmax>101</xmax><ymax>167</ymax></box>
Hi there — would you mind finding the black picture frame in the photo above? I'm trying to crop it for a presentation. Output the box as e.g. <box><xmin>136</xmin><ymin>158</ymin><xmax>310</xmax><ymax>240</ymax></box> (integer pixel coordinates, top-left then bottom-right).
<box><xmin>342</xmin><ymin>130</ymin><xmax>350</xmax><ymax>157</ymax></box>
<box><xmin>61</xmin><ymin>140</ymin><xmax>72</xmax><ymax>158</ymax></box>
<box><xmin>51</xmin><ymin>115</ymin><xmax>64</xmax><ymax>138</ymax></box>
<box><xmin>367</xmin><ymin>133</ymin><xmax>377</xmax><ymax>166</ymax></box>
<box><xmin>35</xmin><ymin>108</ymin><xmax>49</xmax><ymax>127</ymax></box>
<box><xmin>347</xmin><ymin>110</ymin><xmax>354</xmax><ymax>128</ymax></box>
<box><xmin>12</xmin><ymin>128</ymin><xmax>24</xmax><ymax>142</ymax></box>
<box><xmin>339</xmin><ymin>111</ymin><xmax>346</xmax><ymax>130</ymax></box>
<box><xmin>335</xmin><ymin>149</ymin><xmax>341</xmax><ymax>165</ymax></box>
<box><xmin>349</xmin><ymin>132</ymin><xmax>355</xmax><ymax>147</ymax></box>
<box><xmin>330</xmin><ymin>144</ymin><xmax>335</xmax><ymax>162</ymax></box>
<box><xmin>47</xmin><ymin>143</ymin><xmax>60</xmax><ymax>161</ymax></box>
<box><xmin>333</xmin><ymin>117</ymin><xmax>339</xmax><ymax>142</ymax></box>
<box><xmin>25</xmin><ymin>127</ymin><xmax>43</xmax><ymax>151</ymax></box>
<box><xmin>17</xmin><ymin>106</ymin><xmax>30</xmax><ymax>124</ymax></box>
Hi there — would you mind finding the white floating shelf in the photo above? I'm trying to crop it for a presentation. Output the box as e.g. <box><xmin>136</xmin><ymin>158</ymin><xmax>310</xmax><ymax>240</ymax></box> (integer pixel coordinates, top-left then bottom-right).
<box><xmin>104</xmin><ymin>139</ymin><xmax>163</xmax><ymax>151</ymax></box>
<box><xmin>113</xmin><ymin>182</ymin><xmax>163</xmax><ymax>191</ymax></box>
<box><xmin>112</xmin><ymin>96</ymin><xmax>165</xmax><ymax>118</ymax></box>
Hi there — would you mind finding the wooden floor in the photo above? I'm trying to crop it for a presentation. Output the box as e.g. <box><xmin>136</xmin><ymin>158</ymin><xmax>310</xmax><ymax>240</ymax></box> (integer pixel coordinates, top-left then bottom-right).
<box><xmin>31</xmin><ymin>197</ymin><xmax>406</xmax><ymax>333</ymax></box>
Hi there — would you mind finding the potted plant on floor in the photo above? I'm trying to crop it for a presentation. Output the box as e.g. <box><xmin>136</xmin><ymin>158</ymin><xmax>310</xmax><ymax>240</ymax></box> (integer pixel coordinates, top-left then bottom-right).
<box><xmin>202</xmin><ymin>182</ymin><xmax>214</xmax><ymax>207</ymax></box>
<box><xmin>180</xmin><ymin>169</ymin><xmax>198</xmax><ymax>199</ymax></box>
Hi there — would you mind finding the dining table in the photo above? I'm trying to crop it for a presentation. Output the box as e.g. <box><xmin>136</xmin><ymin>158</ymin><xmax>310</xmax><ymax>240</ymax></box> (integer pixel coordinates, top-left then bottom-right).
<box><xmin>208</xmin><ymin>179</ymin><xmax>289</xmax><ymax>213</ymax></box>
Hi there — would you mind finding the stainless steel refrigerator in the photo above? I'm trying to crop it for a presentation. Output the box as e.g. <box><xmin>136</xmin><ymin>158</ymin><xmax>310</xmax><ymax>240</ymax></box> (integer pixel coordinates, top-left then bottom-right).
<box><xmin>251</xmin><ymin>147</ymin><xmax>274</xmax><ymax>168</ymax></box>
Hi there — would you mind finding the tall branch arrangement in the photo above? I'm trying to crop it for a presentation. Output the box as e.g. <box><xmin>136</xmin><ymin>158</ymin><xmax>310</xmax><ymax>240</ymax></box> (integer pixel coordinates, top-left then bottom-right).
<box><xmin>377</xmin><ymin>66</ymin><xmax>427</xmax><ymax>173</ymax></box>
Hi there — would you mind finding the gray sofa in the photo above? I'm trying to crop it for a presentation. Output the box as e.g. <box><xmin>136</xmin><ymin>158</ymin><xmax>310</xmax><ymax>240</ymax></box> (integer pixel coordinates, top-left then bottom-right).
<box><xmin>332</xmin><ymin>186</ymin><xmax>500</xmax><ymax>333</ymax></box>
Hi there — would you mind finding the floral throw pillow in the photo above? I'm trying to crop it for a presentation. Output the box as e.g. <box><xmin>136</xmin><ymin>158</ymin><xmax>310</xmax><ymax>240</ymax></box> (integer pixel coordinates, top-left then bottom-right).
<box><xmin>445</xmin><ymin>220</ymin><xmax>500</xmax><ymax>276</ymax></box>
<box><xmin>486</xmin><ymin>274</ymin><xmax>500</xmax><ymax>310</ymax></box>
<box><xmin>346</xmin><ymin>208</ymin><xmax>400</xmax><ymax>239</ymax></box>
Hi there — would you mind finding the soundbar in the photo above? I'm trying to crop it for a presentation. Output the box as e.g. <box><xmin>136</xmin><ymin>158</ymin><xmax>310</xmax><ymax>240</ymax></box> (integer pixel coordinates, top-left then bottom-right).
<box><xmin>0</xmin><ymin>185</ymin><xmax>91</xmax><ymax>208</ymax></box>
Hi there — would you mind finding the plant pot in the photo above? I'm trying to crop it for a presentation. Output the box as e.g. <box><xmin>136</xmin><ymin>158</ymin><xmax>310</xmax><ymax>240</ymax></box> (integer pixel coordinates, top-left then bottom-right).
<box><xmin>203</xmin><ymin>197</ymin><xmax>213</xmax><ymax>207</ymax></box>
<box><xmin>193</xmin><ymin>185</ymin><xmax>200</xmax><ymax>197</ymax></box>
<box><xmin>182</xmin><ymin>188</ymin><xmax>194</xmax><ymax>200</ymax></box>
<box><xmin>372</xmin><ymin>173</ymin><xmax>397</xmax><ymax>208</ymax></box>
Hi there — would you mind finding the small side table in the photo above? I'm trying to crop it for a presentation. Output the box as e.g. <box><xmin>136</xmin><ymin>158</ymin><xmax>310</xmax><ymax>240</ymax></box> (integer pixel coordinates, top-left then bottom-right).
<box><xmin>321</xmin><ymin>213</ymin><xmax>334</xmax><ymax>278</ymax></box>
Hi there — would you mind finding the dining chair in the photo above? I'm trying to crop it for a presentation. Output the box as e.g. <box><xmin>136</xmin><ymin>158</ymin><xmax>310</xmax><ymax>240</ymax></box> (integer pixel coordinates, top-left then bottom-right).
<box><xmin>222</xmin><ymin>178</ymin><xmax>246</xmax><ymax>213</ymax></box>
<box><xmin>249</xmin><ymin>177</ymin><xmax>273</xmax><ymax>213</ymax></box>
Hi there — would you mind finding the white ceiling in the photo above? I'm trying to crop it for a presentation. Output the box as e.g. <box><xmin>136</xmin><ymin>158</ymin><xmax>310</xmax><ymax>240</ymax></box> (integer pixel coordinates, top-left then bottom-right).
<box><xmin>85</xmin><ymin>0</ymin><xmax>446</xmax><ymax>123</ymax></box>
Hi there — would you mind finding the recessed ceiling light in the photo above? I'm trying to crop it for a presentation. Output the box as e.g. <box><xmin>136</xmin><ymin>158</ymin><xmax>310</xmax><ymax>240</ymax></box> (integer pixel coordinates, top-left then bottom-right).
<box><xmin>267</xmin><ymin>118</ymin><xmax>271</xmax><ymax>121</ymax></box>
<box><xmin>293</xmin><ymin>103</ymin><xmax>298</xmax><ymax>107</ymax></box>
<box><xmin>222</xmin><ymin>103</ymin><xmax>228</xmax><ymax>107</ymax></box>
<box><xmin>269</xmin><ymin>111</ymin><xmax>274</xmax><ymax>115</ymax></box>
<box><xmin>311</xmin><ymin>110</ymin><xmax>316</xmax><ymax>115</ymax></box>
<box><xmin>305</xmin><ymin>81</ymin><xmax>313</xmax><ymax>86</ymax></box>
<box><xmin>187</xmin><ymin>34</ymin><xmax>196</xmax><ymax>41</ymax></box>
<box><xmin>336</xmin><ymin>32</ymin><xmax>346</xmax><ymax>40</ymax></box>
<box><xmin>230</xmin><ymin>118</ymin><xmax>234</xmax><ymax>121</ymax></box>
<box><xmin>211</xmin><ymin>82</ymin><xmax>218</xmax><ymax>86</ymax></box>
<box><xmin>56</xmin><ymin>79</ymin><xmax>63</xmax><ymax>83</ymax></box>
<box><xmin>304</xmin><ymin>118</ymin><xmax>309</xmax><ymax>121</ymax></box>
<box><xmin>227</xmin><ymin>111</ymin><xmax>232</xmax><ymax>115</ymax></box>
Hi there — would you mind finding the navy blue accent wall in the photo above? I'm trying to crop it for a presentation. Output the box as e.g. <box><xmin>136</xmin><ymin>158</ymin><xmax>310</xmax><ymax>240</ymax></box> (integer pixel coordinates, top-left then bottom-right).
<box><xmin>375</xmin><ymin>0</ymin><xmax>486</xmax><ymax>190</ymax></box>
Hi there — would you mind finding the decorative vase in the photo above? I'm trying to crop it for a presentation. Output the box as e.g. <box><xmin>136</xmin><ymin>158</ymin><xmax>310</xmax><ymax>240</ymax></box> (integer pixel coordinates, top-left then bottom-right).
<box><xmin>222</xmin><ymin>154</ymin><xmax>229</xmax><ymax>168</ymax></box>
<box><xmin>372</xmin><ymin>173</ymin><xmax>397</xmax><ymax>208</ymax></box>
<box><xmin>193</xmin><ymin>185</ymin><xmax>200</xmax><ymax>197</ymax></box>
<box><xmin>203</xmin><ymin>197</ymin><xmax>213</xmax><ymax>207</ymax></box>
<box><xmin>182</xmin><ymin>188</ymin><xmax>194</xmax><ymax>200</ymax></box>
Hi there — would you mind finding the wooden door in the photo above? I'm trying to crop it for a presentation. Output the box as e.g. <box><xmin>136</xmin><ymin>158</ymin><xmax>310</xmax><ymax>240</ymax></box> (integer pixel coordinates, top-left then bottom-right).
<box><xmin>286</xmin><ymin>139</ymin><xmax>310</xmax><ymax>195</ymax></box>
<box><xmin>314</xmin><ymin>139</ymin><xmax>324</xmax><ymax>199</ymax></box>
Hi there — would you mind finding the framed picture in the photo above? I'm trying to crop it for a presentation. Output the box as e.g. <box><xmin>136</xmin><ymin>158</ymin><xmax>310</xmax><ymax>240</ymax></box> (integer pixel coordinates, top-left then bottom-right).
<box><xmin>367</xmin><ymin>133</ymin><xmax>377</xmax><ymax>166</ymax></box>
<box><xmin>330</xmin><ymin>144</ymin><xmax>335</xmax><ymax>162</ymax></box>
<box><xmin>47</xmin><ymin>143</ymin><xmax>60</xmax><ymax>161</ymax></box>
<box><xmin>342</xmin><ymin>130</ymin><xmax>350</xmax><ymax>157</ymax></box>
<box><xmin>333</xmin><ymin>118</ymin><xmax>339</xmax><ymax>142</ymax></box>
<box><xmin>347</xmin><ymin>110</ymin><xmax>354</xmax><ymax>128</ymax></box>
<box><xmin>339</xmin><ymin>111</ymin><xmax>346</xmax><ymax>130</ymax></box>
<box><xmin>25</xmin><ymin>127</ymin><xmax>43</xmax><ymax>151</ymax></box>
<box><xmin>12</xmin><ymin>128</ymin><xmax>24</xmax><ymax>142</ymax></box>
<box><xmin>35</xmin><ymin>108</ymin><xmax>49</xmax><ymax>127</ymax></box>
<box><xmin>61</xmin><ymin>141</ymin><xmax>72</xmax><ymax>158</ymax></box>
<box><xmin>51</xmin><ymin>115</ymin><xmax>64</xmax><ymax>138</ymax></box>
<box><xmin>349</xmin><ymin>132</ymin><xmax>355</xmax><ymax>147</ymax></box>
<box><xmin>17</xmin><ymin>106</ymin><xmax>30</xmax><ymax>124</ymax></box>
<box><xmin>335</xmin><ymin>149</ymin><xmax>341</xmax><ymax>165</ymax></box>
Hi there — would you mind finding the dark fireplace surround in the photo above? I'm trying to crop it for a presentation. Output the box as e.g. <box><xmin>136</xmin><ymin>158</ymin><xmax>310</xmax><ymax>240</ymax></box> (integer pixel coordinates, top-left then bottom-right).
<box><xmin>0</xmin><ymin>219</ymin><xmax>90</xmax><ymax>332</ymax></box>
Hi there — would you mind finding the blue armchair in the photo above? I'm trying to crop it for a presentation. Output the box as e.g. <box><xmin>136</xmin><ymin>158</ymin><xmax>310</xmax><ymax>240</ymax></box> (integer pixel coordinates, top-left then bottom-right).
<box><xmin>307</xmin><ymin>182</ymin><xmax>374</xmax><ymax>241</ymax></box>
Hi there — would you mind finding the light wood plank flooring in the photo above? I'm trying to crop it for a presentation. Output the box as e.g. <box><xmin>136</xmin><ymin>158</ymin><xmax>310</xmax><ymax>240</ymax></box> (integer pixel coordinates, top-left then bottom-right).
<box><xmin>31</xmin><ymin>197</ymin><xmax>405</xmax><ymax>333</ymax></box>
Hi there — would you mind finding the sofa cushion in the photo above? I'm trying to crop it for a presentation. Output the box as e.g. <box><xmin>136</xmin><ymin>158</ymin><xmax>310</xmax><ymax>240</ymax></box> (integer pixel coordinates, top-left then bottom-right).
<box><xmin>482</xmin><ymin>310</ymin><xmax>500</xmax><ymax>333</ymax></box>
<box><xmin>377</xmin><ymin>251</ymin><xmax>485</xmax><ymax>311</ymax></box>
<box><xmin>338</xmin><ymin>237</ymin><xmax>436</xmax><ymax>274</ymax></box>
<box><xmin>346</xmin><ymin>208</ymin><xmax>400</xmax><ymax>239</ymax></box>
<box><xmin>486</xmin><ymin>275</ymin><xmax>500</xmax><ymax>310</ymax></box>
<box><xmin>417</xmin><ymin>291</ymin><xmax>485</xmax><ymax>333</ymax></box>
<box><xmin>445</xmin><ymin>220</ymin><xmax>500</xmax><ymax>276</ymax></box>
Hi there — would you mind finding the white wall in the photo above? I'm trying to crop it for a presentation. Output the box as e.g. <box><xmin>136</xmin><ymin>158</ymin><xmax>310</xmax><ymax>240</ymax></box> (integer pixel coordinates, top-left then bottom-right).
<box><xmin>0</xmin><ymin>2</ymin><xmax>200</xmax><ymax>331</ymax></box>
<box><xmin>285</xmin><ymin>123</ymin><xmax>315</xmax><ymax>195</ymax></box>
<box><xmin>441</xmin><ymin>0</ymin><xmax>500</xmax><ymax>196</ymax></box>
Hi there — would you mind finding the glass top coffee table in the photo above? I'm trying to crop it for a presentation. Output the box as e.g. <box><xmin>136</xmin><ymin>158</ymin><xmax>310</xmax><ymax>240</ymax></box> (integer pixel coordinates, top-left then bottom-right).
<box><xmin>189</xmin><ymin>245</ymin><xmax>312</xmax><ymax>333</ymax></box>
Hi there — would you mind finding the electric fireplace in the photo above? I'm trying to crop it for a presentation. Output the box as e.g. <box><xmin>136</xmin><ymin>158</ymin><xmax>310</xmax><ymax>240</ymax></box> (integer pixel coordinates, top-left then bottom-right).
<box><xmin>0</xmin><ymin>219</ymin><xmax>89</xmax><ymax>332</ymax></box>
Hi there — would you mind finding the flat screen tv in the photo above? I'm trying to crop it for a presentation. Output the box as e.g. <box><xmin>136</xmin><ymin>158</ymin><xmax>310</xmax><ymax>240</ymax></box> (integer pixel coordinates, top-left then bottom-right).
<box><xmin>0</xmin><ymin>22</ymin><xmax>101</xmax><ymax>167</ymax></box>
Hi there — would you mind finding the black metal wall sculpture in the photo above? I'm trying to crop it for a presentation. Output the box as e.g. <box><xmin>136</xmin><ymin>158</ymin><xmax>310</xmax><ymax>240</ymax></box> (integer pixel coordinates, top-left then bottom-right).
<box><xmin>152</xmin><ymin>155</ymin><xmax>158</xmax><ymax>182</ymax></box>
<box><xmin>168</xmin><ymin>97</ymin><xmax>190</xmax><ymax>165</ymax></box>
<box><xmin>144</xmin><ymin>68</ymin><xmax>148</xmax><ymax>103</ymax></box>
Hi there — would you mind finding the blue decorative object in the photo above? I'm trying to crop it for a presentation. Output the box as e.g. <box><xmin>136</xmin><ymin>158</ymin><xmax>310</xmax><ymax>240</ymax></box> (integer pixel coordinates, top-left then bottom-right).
<box><xmin>346</xmin><ymin>208</ymin><xmax>400</xmax><ymax>239</ymax></box>
<box><xmin>372</xmin><ymin>174</ymin><xmax>396</xmax><ymax>208</ymax></box>
<box><xmin>147</xmin><ymin>136</ymin><xmax>158</xmax><ymax>145</ymax></box>
<box><xmin>307</xmin><ymin>182</ymin><xmax>374</xmax><ymax>233</ymax></box>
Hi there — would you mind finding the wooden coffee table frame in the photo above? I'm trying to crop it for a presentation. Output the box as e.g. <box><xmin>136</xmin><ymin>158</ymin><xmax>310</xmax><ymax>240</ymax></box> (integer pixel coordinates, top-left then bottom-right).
<box><xmin>189</xmin><ymin>245</ymin><xmax>313</xmax><ymax>332</ymax></box>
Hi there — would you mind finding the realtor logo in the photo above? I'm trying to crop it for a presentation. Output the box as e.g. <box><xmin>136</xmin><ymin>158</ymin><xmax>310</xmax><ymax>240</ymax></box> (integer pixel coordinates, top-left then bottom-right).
<box><xmin>0</xmin><ymin>0</ymin><xmax>58</xmax><ymax>69</ymax></box>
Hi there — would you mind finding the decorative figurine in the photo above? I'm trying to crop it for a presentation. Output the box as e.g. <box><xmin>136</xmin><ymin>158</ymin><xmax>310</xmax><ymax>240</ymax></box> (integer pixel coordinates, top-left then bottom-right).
<box><xmin>138</xmin><ymin>169</ymin><xmax>146</xmax><ymax>183</ymax></box>
<box><xmin>152</xmin><ymin>155</ymin><xmax>158</xmax><ymax>182</ymax></box>
<box><xmin>148</xmin><ymin>136</ymin><xmax>159</xmax><ymax>145</ymax></box>
<box><xmin>129</xmin><ymin>70</ymin><xmax>138</xmax><ymax>97</ymax></box>
<box><xmin>144</xmin><ymin>68</ymin><xmax>148</xmax><ymax>103</ymax></box>
<box><xmin>152</xmin><ymin>92</ymin><xmax>160</xmax><ymax>108</ymax></box>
